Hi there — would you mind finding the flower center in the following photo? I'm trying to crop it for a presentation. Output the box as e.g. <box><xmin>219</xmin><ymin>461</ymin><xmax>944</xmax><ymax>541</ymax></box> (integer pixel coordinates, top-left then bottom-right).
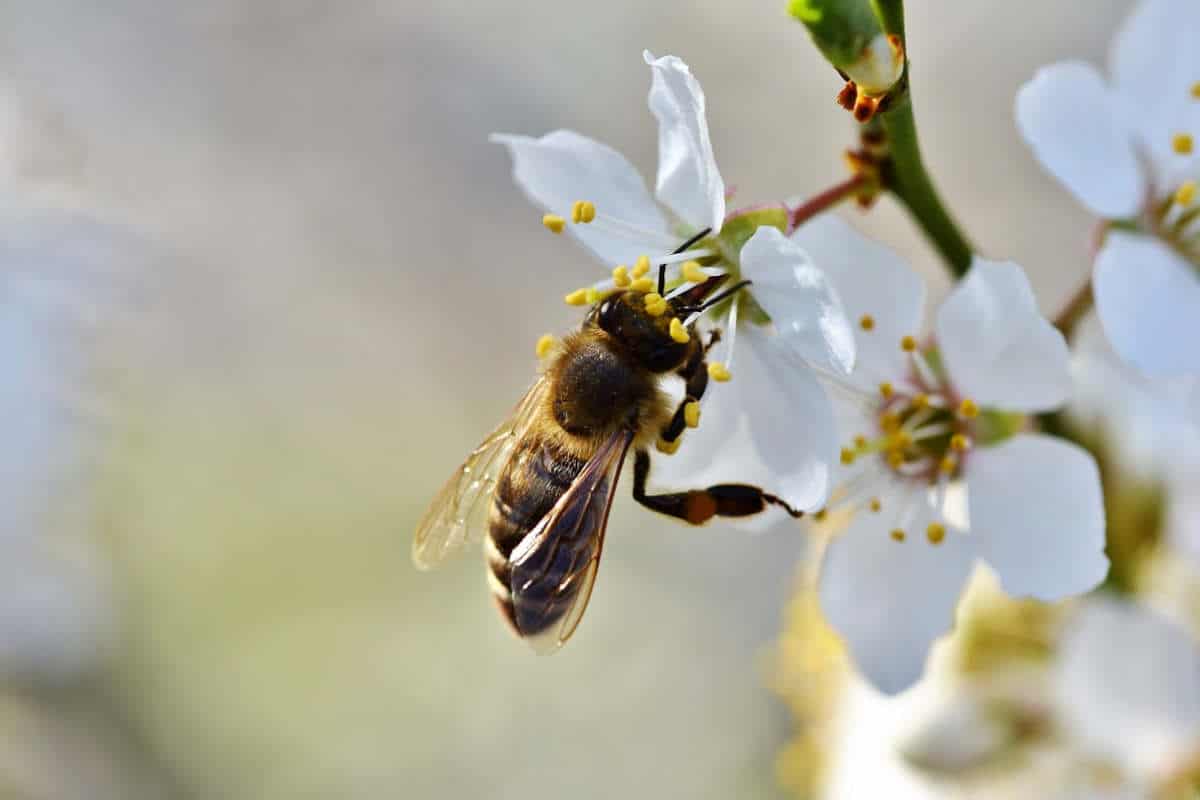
<box><xmin>1149</xmin><ymin>82</ymin><xmax>1200</xmax><ymax>267</ymax></box>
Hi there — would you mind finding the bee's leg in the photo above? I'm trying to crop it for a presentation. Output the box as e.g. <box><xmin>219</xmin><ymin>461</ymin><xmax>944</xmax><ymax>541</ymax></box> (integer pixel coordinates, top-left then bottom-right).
<box><xmin>631</xmin><ymin>449</ymin><xmax>805</xmax><ymax>524</ymax></box>
<box><xmin>659</xmin><ymin>335</ymin><xmax>722</xmax><ymax>447</ymax></box>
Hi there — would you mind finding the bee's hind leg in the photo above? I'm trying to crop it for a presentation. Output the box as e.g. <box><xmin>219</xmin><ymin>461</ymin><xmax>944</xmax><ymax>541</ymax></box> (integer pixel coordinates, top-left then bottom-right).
<box><xmin>631</xmin><ymin>450</ymin><xmax>805</xmax><ymax>525</ymax></box>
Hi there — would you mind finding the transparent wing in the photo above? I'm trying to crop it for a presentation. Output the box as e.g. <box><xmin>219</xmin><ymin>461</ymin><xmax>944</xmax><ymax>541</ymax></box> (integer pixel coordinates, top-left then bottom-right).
<box><xmin>508</xmin><ymin>428</ymin><xmax>633</xmax><ymax>654</ymax></box>
<box><xmin>412</xmin><ymin>375</ymin><xmax>550</xmax><ymax>570</ymax></box>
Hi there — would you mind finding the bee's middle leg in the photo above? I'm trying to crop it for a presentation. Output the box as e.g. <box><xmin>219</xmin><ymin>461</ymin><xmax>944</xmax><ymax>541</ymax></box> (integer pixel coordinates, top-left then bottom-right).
<box><xmin>631</xmin><ymin>449</ymin><xmax>805</xmax><ymax>524</ymax></box>
<box><xmin>658</xmin><ymin>336</ymin><xmax>716</xmax><ymax>446</ymax></box>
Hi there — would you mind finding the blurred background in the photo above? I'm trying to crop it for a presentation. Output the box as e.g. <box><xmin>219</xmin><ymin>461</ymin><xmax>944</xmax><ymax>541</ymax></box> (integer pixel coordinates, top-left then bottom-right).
<box><xmin>0</xmin><ymin>1</ymin><xmax>1185</xmax><ymax>798</ymax></box>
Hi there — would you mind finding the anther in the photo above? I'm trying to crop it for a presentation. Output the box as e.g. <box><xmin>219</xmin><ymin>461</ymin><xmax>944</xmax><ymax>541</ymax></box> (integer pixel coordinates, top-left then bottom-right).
<box><xmin>542</xmin><ymin>214</ymin><xmax>566</xmax><ymax>234</ymax></box>
<box><xmin>886</xmin><ymin>449</ymin><xmax>905</xmax><ymax>469</ymax></box>
<box><xmin>840</xmin><ymin>447</ymin><xmax>857</xmax><ymax>466</ymax></box>
<box><xmin>879</xmin><ymin>381</ymin><xmax>894</xmax><ymax>399</ymax></box>
<box><xmin>869</xmin><ymin>498</ymin><xmax>882</xmax><ymax>513</ymax></box>
<box><xmin>630</xmin><ymin>277</ymin><xmax>655</xmax><ymax>293</ymax></box>
<box><xmin>708</xmin><ymin>362</ymin><xmax>732</xmax><ymax>382</ymax></box>
<box><xmin>1192</xmin><ymin>82</ymin><xmax>1200</xmax><ymax>100</ymax></box>
<box><xmin>950</xmin><ymin>433</ymin><xmax>970</xmax><ymax>452</ymax></box>
<box><xmin>890</xmin><ymin>431</ymin><xmax>912</xmax><ymax>450</ymax></box>
<box><xmin>880</xmin><ymin>411</ymin><xmax>901</xmax><ymax>433</ymax></box>
<box><xmin>1173</xmin><ymin>133</ymin><xmax>1194</xmax><ymax>155</ymax></box>
<box><xmin>939</xmin><ymin>455</ymin><xmax>956</xmax><ymax>475</ymax></box>
<box><xmin>656</xmin><ymin>437</ymin><xmax>682</xmax><ymax>455</ymax></box>
<box><xmin>647</xmin><ymin>299</ymin><xmax>668</xmax><ymax>317</ymax></box>
<box><xmin>958</xmin><ymin>398</ymin><xmax>979</xmax><ymax>419</ymax></box>
<box><xmin>853</xmin><ymin>434</ymin><xmax>868</xmax><ymax>450</ymax></box>
<box><xmin>859</xmin><ymin>314</ymin><xmax>875</xmax><ymax>331</ymax></box>
<box><xmin>900</xmin><ymin>335</ymin><xmax>918</xmax><ymax>352</ymax></box>
<box><xmin>911</xmin><ymin>393</ymin><xmax>930</xmax><ymax>410</ymax></box>
<box><xmin>1177</xmin><ymin>181</ymin><xmax>1197</xmax><ymax>207</ymax></box>
<box><xmin>814</xmin><ymin>509</ymin><xmax>828</xmax><ymax>522</ymax></box>
<box><xmin>669</xmin><ymin>317</ymin><xmax>690</xmax><ymax>343</ymax></box>
<box><xmin>926</xmin><ymin>522</ymin><xmax>945</xmax><ymax>545</ymax></box>
<box><xmin>890</xmin><ymin>528</ymin><xmax>906</xmax><ymax>542</ymax></box>
<box><xmin>571</xmin><ymin>200</ymin><xmax>596</xmax><ymax>224</ymax></box>
<box><xmin>632</xmin><ymin>256</ymin><xmax>651</xmax><ymax>279</ymax></box>
<box><xmin>564</xmin><ymin>288</ymin><xmax>589</xmax><ymax>306</ymax></box>
<box><xmin>586</xmin><ymin>287</ymin><xmax>608</xmax><ymax>305</ymax></box>
<box><xmin>684</xmin><ymin>401</ymin><xmax>701</xmax><ymax>428</ymax></box>
<box><xmin>535</xmin><ymin>333</ymin><xmax>556</xmax><ymax>358</ymax></box>
<box><xmin>681</xmin><ymin>260</ymin><xmax>706</xmax><ymax>284</ymax></box>
<box><xmin>612</xmin><ymin>265</ymin><xmax>631</xmax><ymax>288</ymax></box>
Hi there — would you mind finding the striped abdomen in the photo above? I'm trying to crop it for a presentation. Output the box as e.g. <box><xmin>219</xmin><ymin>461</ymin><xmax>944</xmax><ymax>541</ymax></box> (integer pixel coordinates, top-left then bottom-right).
<box><xmin>486</xmin><ymin>437</ymin><xmax>587</xmax><ymax>635</ymax></box>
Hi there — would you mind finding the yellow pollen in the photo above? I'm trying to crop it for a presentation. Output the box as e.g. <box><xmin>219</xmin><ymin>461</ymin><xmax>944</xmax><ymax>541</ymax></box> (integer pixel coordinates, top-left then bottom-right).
<box><xmin>1192</xmin><ymin>81</ymin><xmax>1200</xmax><ymax>99</ymax></box>
<box><xmin>890</xmin><ymin>528</ymin><xmax>906</xmax><ymax>542</ymax></box>
<box><xmin>950</xmin><ymin>433</ymin><xmax>970</xmax><ymax>452</ymax></box>
<box><xmin>1173</xmin><ymin>133</ymin><xmax>1194</xmax><ymax>155</ymax></box>
<box><xmin>570</xmin><ymin>200</ymin><xmax>596</xmax><ymax>224</ymax></box>
<box><xmin>586</xmin><ymin>288</ymin><xmax>610</xmax><ymax>305</ymax></box>
<box><xmin>840</xmin><ymin>447</ymin><xmax>857</xmax><ymax>466</ymax></box>
<box><xmin>853</xmin><ymin>434</ymin><xmax>868</xmax><ymax>450</ymax></box>
<box><xmin>656</xmin><ymin>436</ymin><xmax>681</xmax><ymax>455</ymax></box>
<box><xmin>632</xmin><ymin>256</ymin><xmax>651</xmax><ymax>278</ymax></box>
<box><xmin>886</xmin><ymin>449</ymin><xmax>905</xmax><ymax>469</ymax></box>
<box><xmin>1176</xmin><ymin>181</ymin><xmax>1197</xmax><ymax>207</ymax></box>
<box><xmin>869</xmin><ymin>498</ymin><xmax>882</xmax><ymax>513</ymax></box>
<box><xmin>880</xmin><ymin>411</ymin><xmax>901</xmax><ymax>433</ymax></box>
<box><xmin>669</xmin><ymin>317</ymin><xmax>690</xmax><ymax>343</ymax></box>
<box><xmin>958</xmin><ymin>398</ymin><xmax>979</xmax><ymax>419</ymax></box>
<box><xmin>644</xmin><ymin>294</ymin><xmax>668</xmax><ymax>317</ymax></box>
<box><xmin>911</xmin><ymin>393</ymin><xmax>930</xmax><ymax>410</ymax></box>
<box><xmin>879</xmin><ymin>381</ymin><xmax>894</xmax><ymax>399</ymax></box>
<box><xmin>939</xmin><ymin>455</ymin><xmax>957</xmax><ymax>475</ymax></box>
<box><xmin>630</xmin><ymin>277</ymin><xmax>655</xmax><ymax>293</ymax></box>
<box><xmin>859</xmin><ymin>314</ymin><xmax>875</xmax><ymax>331</ymax></box>
<box><xmin>708</xmin><ymin>362</ymin><xmax>732</xmax><ymax>382</ymax></box>
<box><xmin>681</xmin><ymin>260</ymin><xmax>706</xmax><ymax>284</ymax></box>
<box><xmin>564</xmin><ymin>288</ymin><xmax>589</xmax><ymax>306</ymax></box>
<box><xmin>612</xmin><ymin>265</ymin><xmax>631</xmax><ymax>288</ymax></box>
<box><xmin>900</xmin><ymin>335</ymin><xmax>918</xmax><ymax>352</ymax></box>
<box><xmin>926</xmin><ymin>522</ymin><xmax>946</xmax><ymax>545</ymax></box>
<box><xmin>814</xmin><ymin>509</ymin><xmax>828</xmax><ymax>522</ymax></box>
<box><xmin>889</xmin><ymin>431</ymin><xmax>912</xmax><ymax>449</ymax></box>
<box><xmin>643</xmin><ymin>292</ymin><xmax>663</xmax><ymax>307</ymax></box>
<box><xmin>684</xmin><ymin>401</ymin><xmax>701</xmax><ymax>428</ymax></box>
<box><xmin>535</xmin><ymin>333</ymin><xmax>555</xmax><ymax>358</ymax></box>
<box><xmin>542</xmin><ymin>214</ymin><xmax>566</xmax><ymax>233</ymax></box>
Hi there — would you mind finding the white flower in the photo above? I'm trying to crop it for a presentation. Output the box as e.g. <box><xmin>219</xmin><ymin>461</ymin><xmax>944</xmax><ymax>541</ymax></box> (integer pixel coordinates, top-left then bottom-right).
<box><xmin>791</xmin><ymin>215</ymin><xmax>1108</xmax><ymax>694</ymax></box>
<box><xmin>1056</xmin><ymin>597</ymin><xmax>1200</xmax><ymax>791</ymax></box>
<box><xmin>492</xmin><ymin>51</ymin><xmax>854</xmax><ymax>514</ymax></box>
<box><xmin>1015</xmin><ymin>0</ymin><xmax>1200</xmax><ymax>376</ymax></box>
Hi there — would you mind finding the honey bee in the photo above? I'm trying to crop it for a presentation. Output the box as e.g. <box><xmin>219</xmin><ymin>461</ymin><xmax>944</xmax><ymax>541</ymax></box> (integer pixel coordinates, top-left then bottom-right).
<box><xmin>413</xmin><ymin>230</ymin><xmax>804</xmax><ymax>652</ymax></box>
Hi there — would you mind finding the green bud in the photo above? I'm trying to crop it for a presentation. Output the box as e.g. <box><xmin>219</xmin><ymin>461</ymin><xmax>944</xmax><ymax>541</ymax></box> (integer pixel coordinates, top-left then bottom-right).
<box><xmin>788</xmin><ymin>0</ymin><xmax>904</xmax><ymax>96</ymax></box>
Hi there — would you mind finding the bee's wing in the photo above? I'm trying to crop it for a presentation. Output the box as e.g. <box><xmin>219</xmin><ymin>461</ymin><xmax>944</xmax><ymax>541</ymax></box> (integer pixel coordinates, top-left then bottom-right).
<box><xmin>508</xmin><ymin>427</ymin><xmax>634</xmax><ymax>654</ymax></box>
<box><xmin>412</xmin><ymin>375</ymin><xmax>550</xmax><ymax>570</ymax></box>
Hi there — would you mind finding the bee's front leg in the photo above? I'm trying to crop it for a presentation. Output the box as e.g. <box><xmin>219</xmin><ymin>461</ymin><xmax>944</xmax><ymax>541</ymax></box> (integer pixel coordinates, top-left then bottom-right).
<box><xmin>631</xmin><ymin>449</ymin><xmax>805</xmax><ymax>525</ymax></box>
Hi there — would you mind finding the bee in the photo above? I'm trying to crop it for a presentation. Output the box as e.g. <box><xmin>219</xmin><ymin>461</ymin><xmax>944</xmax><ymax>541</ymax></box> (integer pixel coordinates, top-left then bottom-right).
<box><xmin>413</xmin><ymin>230</ymin><xmax>804</xmax><ymax>652</ymax></box>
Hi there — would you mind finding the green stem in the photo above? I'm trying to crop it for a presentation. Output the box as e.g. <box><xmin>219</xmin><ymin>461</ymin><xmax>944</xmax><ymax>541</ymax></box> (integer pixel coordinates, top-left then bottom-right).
<box><xmin>870</xmin><ymin>0</ymin><xmax>905</xmax><ymax>40</ymax></box>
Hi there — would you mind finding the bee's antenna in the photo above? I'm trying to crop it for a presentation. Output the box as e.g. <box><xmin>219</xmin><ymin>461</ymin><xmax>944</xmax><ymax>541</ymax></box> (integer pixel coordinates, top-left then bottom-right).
<box><xmin>695</xmin><ymin>280</ymin><xmax>752</xmax><ymax>313</ymax></box>
<box><xmin>659</xmin><ymin>227</ymin><xmax>714</xmax><ymax>295</ymax></box>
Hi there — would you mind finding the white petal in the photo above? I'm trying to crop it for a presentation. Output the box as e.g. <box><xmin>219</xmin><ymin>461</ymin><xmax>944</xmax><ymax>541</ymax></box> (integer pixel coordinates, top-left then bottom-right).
<box><xmin>1094</xmin><ymin>231</ymin><xmax>1200</xmax><ymax>376</ymax></box>
<box><xmin>739</xmin><ymin>225</ymin><xmax>855</xmax><ymax>376</ymax></box>
<box><xmin>489</xmin><ymin>130</ymin><xmax>671</xmax><ymax>266</ymax></box>
<box><xmin>936</xmin><ymin>258</ymin><xmax>1071</xmax><ymax>412</ymax></box>
<box><xmin>738</xmin><ymin>327</ymin><xmax>834</xmax><ymax>512</ymax></box>
<box><xmin>1057</xmin><ymin>597</ymin><xmax>1200</xmax><ymax>779</ymax></box>
<box><xmin>1015</xmin><ymin>61</ymin><xmax>1143</xmax><ymax>219</ymax></box>
<box><xmin>968</xmin><ymin>434</ymin><xmax>1108</xmax><ymax>601</ymax></box>
<box><xmin>789</xmin><ymin>214</ymin><xmax>925</xmax><ymax>380</ymax></box>
<box><xmin>820</xmin><ymin>499</ymin><xmax>977</xmax><ymax>695</ymax></box>
<box><xmin>643</xmin><ymin>51</ymin><xmax>725</xmax><ymax>234</ymax></box>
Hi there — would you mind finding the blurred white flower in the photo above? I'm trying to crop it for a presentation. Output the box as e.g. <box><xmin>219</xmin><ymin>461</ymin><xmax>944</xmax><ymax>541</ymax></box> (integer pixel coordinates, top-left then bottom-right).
<box><xmin>791</xmin><ymin>215</ymin><xmax>1108</xmax><ymax>694</ymax></box>
<box><xmin>492</xmin><ymin>52</ymin><xmax>854</xmax><ymax>514</ymax></box>
<box><xmin>1016</xmin><ymin>0</ymin><xmax>1200</xmax><ymax>376</ymax></box>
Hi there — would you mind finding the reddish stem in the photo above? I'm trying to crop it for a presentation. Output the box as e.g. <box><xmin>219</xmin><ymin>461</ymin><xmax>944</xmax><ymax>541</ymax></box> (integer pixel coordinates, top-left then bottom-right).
<box><xmin>787</xmin><ymin>174</ymin><xmax>871</xmax><ymax>231</ymax></box>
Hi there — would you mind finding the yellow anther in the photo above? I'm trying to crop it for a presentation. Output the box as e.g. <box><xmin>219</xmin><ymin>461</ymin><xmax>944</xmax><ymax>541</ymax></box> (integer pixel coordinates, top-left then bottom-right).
<box><xmin>939</xmin><ymin>455</ymin><xmax>957</xmax><ymax>475</ymax></box>
<box><xmin>869</xmin><ymin>497</ymin><xmax>882</xmax><ymax>513</ymax></box>
<box><xmin>886</xmin><ymin>449</ymin><xmax>905</xmax><ymax>469</ymax></box>
<box><xmin>889</xmin><ymin>431</ymin><xmax>912</xmax><ymax>450</ymax></box>
<box><xmin>708</xmin><ymin>362</ymin><xmax>732</xmax><ymax>382</ymax></box>
<box><xmin>564</xmin><ymin>288</ymin><xmax>589</xmax><ymax>306</ymax></box>
<box><xmin>535</xmin><ymin>333</ymin><xmax>556</xmax><ymax>358</ymax></box>
<box><xmin>656</xmin><ymin>436</ymin><xmax>681</xmax><ymax>455</ymax></box>
<box><xmin>542</xmin><ymin>214</ymin><xmax>566</xmax><ymax>234</ymax></box>
<box><xmin>958</xmin><ymin>398</ymin><xmax>979</xmax><ymax>419</ymax></box>
<box><xmin>879</xmin><ymin>381</ymin><xmax>894</xmax><ymax>399</ymax></box>
<box><xmin>911</xmin><ymin>393</ymin><xmax>930</xmax><ymax>410</ymax></box>
<box><xmin>632</xmin><ymin>256</ymin><xmax>651</xmax><ymax>278</ymax></box>
<box><xmin>926</xmin><ymin>522</ymin><xmax>946</xmax><ymax>545</ymax></box>
<box><xmin>853</xmin><ymin>434</ymin><xmax>868</xmax><ymax>450</ymax></box>
<box><xmin>612</xmin><ymin>265</ymin><xmax>631</xmax><ymax>288</ymax></box>
<box><xmin>1173</xmin><ymin>133</ymin><xmax>1194</xmax><ymax>155</ymax></box>
<box><xmin>859</xmin><ymin>314</ymin><xmax>875</xmax><ymax>331</ymax></box>
<box><xmin>684</xmin><ymin>401</ymin><xmax>701</xmax><ymax>428</ymax></box>
<box><xmin>669</xmin><ymin>317</ymin><xmax>690</xmax><ymax>344</ymax></box>
<box><xmin>630</xmin><ymin>277</ymin><xmax>655</xmax><ymax>293</ymax></box>
<box><xmin>585</xmin><ymin>287</ymin><xmax>608</xmax><ymax>305</ymax></box>
<box><xmin>1176</xmin><ymin>180</ymin><xmax>1197</xmax><ymax>207</ymax></box>
<box><xmin>571</xmin><ymin>200</ymin><xmax>596</xmax><ymax>224</ymax></box>
<box><xmin>900</xmin><ymin>335</ymin><xmax>918</xmax><ymax>352</ymax></box>
<box><xmin>840</xmin><ymin>447</ymin><xmax>857</xmax><ymax>466</ymax></box>
<box><xmin>647</xmin><ymin>299</ymin><xmax>668</xmax><ymax>317</ymax></box>
<box><xmin>890</xmin><ymin>528</ymin><xmax>906</xmax><ymax>542</ymax></box>
<box><xmin>681</xmin><ymin>260</ymin><xmax>706</xmax><ymax>284</ymax></box>
<box><xmin>814</xmin><ymin>509</ymin><xmax>828</xmax><ymax>522</ymax></box>
<box><xmin>950</xmin><ymin>433</ymin><xmax>970</xmax><ymax>452</ymax></box>
<box><xmin>642</xmin><ymin>291</ymin><xmax>662</xmax><ymax>307</ymax></box>
<box><xmin>880</xmin><ymin>411</ymin><xmax>901</xmax><ymax>433</ymax></box>
<box><xmin>1192</xmin><ymin>81</ymin><xmax>1200</xmax><ymax>99</ymax></box>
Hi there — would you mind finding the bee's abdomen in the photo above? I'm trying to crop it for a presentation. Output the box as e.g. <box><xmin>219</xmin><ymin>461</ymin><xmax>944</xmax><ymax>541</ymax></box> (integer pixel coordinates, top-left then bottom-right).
<box><xmin>486</xmin><ymin>438</ymin><xmax>587</xmax><ymax>635</ymax></box>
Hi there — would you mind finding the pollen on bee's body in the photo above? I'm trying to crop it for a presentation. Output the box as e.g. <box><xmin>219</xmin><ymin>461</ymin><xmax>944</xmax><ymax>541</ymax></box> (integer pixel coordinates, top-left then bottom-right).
<box><xmin>669</xmin><ymin>317</ymin><xmax>690</xmax><ymax>343</ymax></box>
<box><xmin>542</xmin><ymin>214</ymin><xmax>566</xmax><ymax>233</ymax></box>
<box><xmin>684</xmin><ymin>401</ymin><xmax>701</xmax><ymax>428</ymax></box>
<box><xmin>656</xmin><ymin>436</ymin><xmax>681</xmax><ymax>455</ymax></box>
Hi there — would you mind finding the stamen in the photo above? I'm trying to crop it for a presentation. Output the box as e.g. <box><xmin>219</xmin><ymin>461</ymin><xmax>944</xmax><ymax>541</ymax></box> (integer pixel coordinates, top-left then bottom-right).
<box><xmin>585</xmin><ymin>287</ymin><xmax>609</xmax><ymax>304</ymax></box>
<box><xmin>1173</xmin><ymin>133</ymin><xmax>1194</xmax><ymax>155</ymax></box>
<box><xmin>684</xmin><ymin>401</ymin><xmax>701</xmax><ymax>428</ymax></box>
<box><xmin>911</xmin><ymin>393</ymin><xmax>930</xmax><ymax>410</ymax></box>
<box><xmin>632</xmin><ymin>256</ymin><xmax>651</xmax><ymax>279</ymax></box>
<box><xmin>543</xmin><ymin>214</ymin><xmax>566</xmax><ymax>234</ymax></box>
<box><xmin>564</xmin><ymin>288</ymin><xmax>589</xmax><ymax>306</ymax></box>
<box><xmin>708</xmin><ymin>362</ymin><xmax>732</xmax><ymax>382</ymax></box>
<box><xmin>958</xmin><ymin>398</ymin><xmax>979</xmax><ymax>419</ymax></box>
<box><xmin>938</xmin><ymin>455</ymin><xmax>956</xmax><ymax>475</ymax></box>
<box><xmin>908</xmin><ymin>348</ymin><xmax>940</xmax><ymax>391</ymax></box>
<box><xmin>630</xmin><ymin>277</ymin><xmax>655</xmax><ymax>293</ymax></box>
<box><xmin>1177</xmin><ymin>181</ymin><xmax>1197</xmax><ymax>207</ymax></box>
<box><xmin>669</xmin><ymin>317</ymin><xmax>690</xmax><ymax>343</ymax></box>
<box><xmin>644</xmin><ymin>292</ymin><xmax>664</xmax><ymax>307</ymax></box>
<box><xmin>722</xmin><ymin>293</ymin><xmax>741</xmax><ymax>369</ymax></box>
<box><xmin>869</xmin><ymin>497</ymin><xmax>882</xmax><ymax>513</ymax></box>
<box><xmin>909</xmin><ymin>423</ymin><xmax>952</xmax><ymax>442</ymax></box>
<box><xmin>890</xmin><ymin>529</ymin><xmax>906</xmax><ymax>542</ymax></box>
<box><xmin>950</xmin><ymin>434</ymin><xmax>970</xmax><ymax>452</ymax></box>
<box><xmin>853</xmin><ymin>434</ymin><xmax>869</xmax><ymax>450</ymax></box>
<box><xmin>612</xmin><ymin>265</ymin><xmax>631</xmax><ymax>288</ymax></box>
<box><xmin>900</xmin><ymin>335</ymin><xmax>917</xmax><ymax>352</ymax></box>
<box><xmin>656</xmin><ymin>437</ymin><xmax>681</xmax><ymax>455</ymax></box>
<box><xmin>840</xmin><ymin>447</ymin><xmax>857</xmax><ymax>466</ymax></box>
<box><xmin>681</xmin><ymin>260</ymin><xmax>707</xmax><ymax>284</ymax></box>
<box><xmin>926</xmin><ymin>522</ymin><xmax>946</xmax><ymax>545</ymax></box>
<box><xmin>535</xmin><ymin>333</ymin><xmax>556</xmax><ymax>358</ymax></box>
<box><xmin>646</xmin><ymin>299</ymin><xmax>668</xmax><ymax>317</ymax></box>
<box><xmin>571</xmin><ymin>200</ymin><xmax>596</xmax><ymax>224</ymax></box>
<box><xmin>657</xmin><ymin>248</ymin><xmax>717</xmax><ymax>265</ymax></box>
<box><xmin>1192</xmin><ymin>81</ymin><xmax>1200</xmax><ymax>100</ymax></box>
<box><xmin>879</xmin><ymin>381</ymin><xmax>894</xmax><ymax>399</ymax></box>
<box><xmin>859</xmin><ymin>314</ymin><xmax>875</xmax><ymax>331</ymax></box>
